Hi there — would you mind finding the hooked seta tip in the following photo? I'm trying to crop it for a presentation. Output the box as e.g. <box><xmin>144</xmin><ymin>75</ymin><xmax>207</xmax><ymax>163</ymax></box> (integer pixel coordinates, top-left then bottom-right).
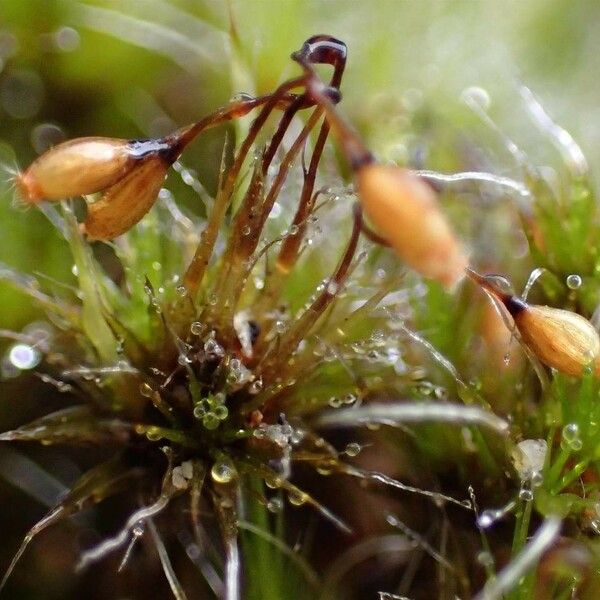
<box><xmin>465</xmin><ymin>267</ymin><xmax>493</xmax><ymax>290</ymax></box>
<box><xmin>465</xmin><ymin>267</ymin><xmax>510</xmax><ymax>302</ymax></box>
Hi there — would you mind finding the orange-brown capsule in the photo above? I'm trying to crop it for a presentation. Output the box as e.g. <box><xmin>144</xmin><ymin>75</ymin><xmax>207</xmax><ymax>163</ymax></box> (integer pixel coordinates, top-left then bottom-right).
<box><xmin>356</xmin><ymin>164</ymin><xmax>469</xmax><ymax>289</ymax></box>
<box><xmin>16</xmin><ymin>137</ymin><xmax>138</xmax><ymax>202</ymax></box>
<box><xmin>469</xmin><ymin>269</ymin><xmax>600</xmax><ymax>376</ymax></box>
<box><xmin>512</xmin><ymin>302</ymin><xmax>600</xmax><ymax>376</ymax></box>
<box><xmin>83</xmin><ymin>155</ymin><xmax>169</xmax><ymax>241</ymax></box>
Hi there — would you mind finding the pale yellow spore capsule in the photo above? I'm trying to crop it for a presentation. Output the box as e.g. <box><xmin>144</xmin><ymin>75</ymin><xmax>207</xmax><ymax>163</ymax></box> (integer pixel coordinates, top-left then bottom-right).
<box><xmin>83</xmin><ymin>156</ymin><xmax>169</xmax><ymax>240</ymax></box>
<box><xmin>514</xmin><ymin>304</ymin><xmax>600</xmax><ymax>377</ymax></box>
<box><xmin>16</xmin><ymin>137</ymin><xmax>135</xmax><ymax>202</ymax></box>
<box><xmin>356</xmin><ymin>164</ymin><xmax>469</xmax><ymax>289</ymax></box>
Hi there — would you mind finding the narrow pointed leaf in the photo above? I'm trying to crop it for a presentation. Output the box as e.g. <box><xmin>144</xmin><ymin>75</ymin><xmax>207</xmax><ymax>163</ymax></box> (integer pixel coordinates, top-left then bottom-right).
<box><xmin>0</xmin><ymin>406</ymin><xmax>131</xmax><ymax>446</ymax></box>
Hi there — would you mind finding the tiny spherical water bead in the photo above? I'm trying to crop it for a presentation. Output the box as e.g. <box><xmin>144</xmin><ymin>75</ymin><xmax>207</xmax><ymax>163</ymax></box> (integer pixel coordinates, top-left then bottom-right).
<box><xmin>355</xmin><ymin>164</ymin><xmax>468</xmax><ymax>290</ymax></box>
<box><xmin>566</xmin><ymin>274</ymin><xmax>582</xmax><ymax>290</ymax></box>
<box><xmin>210</xmin><ymin>459</ymin><xmax>237</xmax><ymax>484</ymax></box>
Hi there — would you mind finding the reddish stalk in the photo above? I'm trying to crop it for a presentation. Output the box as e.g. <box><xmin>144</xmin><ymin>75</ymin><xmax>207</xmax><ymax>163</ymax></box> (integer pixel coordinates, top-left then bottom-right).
<box><xmin>182</xmin><ymin>76</ymin><xmax>308</xmax><ymax>296</ymax></box>
<box><xmin>254</xmin><ymin>204</ymin><xmax>363</xmax><ymax>396</ymax></box>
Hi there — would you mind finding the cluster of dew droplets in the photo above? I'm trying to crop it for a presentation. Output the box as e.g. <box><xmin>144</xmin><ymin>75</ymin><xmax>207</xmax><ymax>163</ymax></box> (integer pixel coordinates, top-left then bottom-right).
<box><xmin>561</xmin><ymin>423</ymin><xmax>583</xmax><ymax>452</ymax></box>
<box><xmin>193</xmin><ymin>392</ymin><xmax>228</xmax><ymax>431</ymax></box>
<box><xmin>225</xmin><ymin>357</ymin><xmax>254</xmax><ymax>390</ymax></box>
<box><xmin>253</xmin><ymin>415</ymin><xmax>296</xmax><ymax>479</ymax></box>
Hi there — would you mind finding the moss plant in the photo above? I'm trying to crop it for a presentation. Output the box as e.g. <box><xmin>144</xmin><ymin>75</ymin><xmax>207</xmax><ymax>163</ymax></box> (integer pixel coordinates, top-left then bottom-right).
<box><xmin>4</xmin><ymin>30</ymin><xmax>600</xmax><ymax>600</ymax></box>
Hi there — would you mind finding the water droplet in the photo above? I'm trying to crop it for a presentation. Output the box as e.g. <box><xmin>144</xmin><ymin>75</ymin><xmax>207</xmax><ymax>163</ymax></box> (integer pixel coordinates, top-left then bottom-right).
<box><xmin>265</xmin><ymin>474</ymin><xmax>282</xmax><ymax>489</ymax></box>
<box><xmin>476</xmin><ymin>551</ymin><xmax>494</xmax><ymax>568</ymax></box>
<box><xmin>211</xmin><ymin>459</ymin><xmax>237</xmax><ymax>484</ymax></box>
<box><xmin>8</xmin><ymin>344</ymin><xmax>40</xmax><ymax>370</ymax></box>
<box><xmin>288</xmin><ymin>489</ymin><xmax>307</xmax><ymax>506</ymax></box>
<box><xmin>288</xmin><ymin>224</ymin><xmax>299</xmax><ymax>236</ymax></box>
<box><xmin>275</xmin><ymin>320</ymin><xmax>286</xmax><ymax>334</ymax></box>
<box><xmin>343</xmin><ymin>393</ymin><xmax>357</xmax><ymax>405</ymax></box>
<box><xmin>139</xmin><ymin>382</ymin><xmax>154</xmax><ymax>398</ymax></box>
<box><xmin>267</xmin><ymin>497</ymin><xmax>283</xmax><ymax>513</ymax></box>
<box><xmin>433</xmin><ymin>386</ymin><xmax>448</xmax><ymax>400</ymax></box>
<box><xmin>569</xmin><ymin>438</ymin><xmax>583</xmax><ymax>451</ymax></box>
<box><xmin>461</xmin><ymin>86</ymin><xmax>491</xmax><ymax>111</ymax></box>
<box><xmin>132</xmin><ymin>523</ymin><xmax>144</xmax><ymax>537</ymax></box>
<box><xmin>193</xmin><ymin>401</ymin><xmax>209</xmax><ymax>419</ymax></box>
<box><xmin>208</xmin><ymin>294</ymin><xmax>218</xmax><ymax>306</ymax></box>
<box><xmin>316</xmin><ymin>462</ymin><xmax>333</xmax><ymax>475</ymax></box>
<box><xmin>477</xmin><ymin>509</ymin><xmax>499</xmax><ymax>529</ymax></box>
<box><xmin>214</xmin><ymin>404</ymin><xmax>228</xmax><ymax>420</ymax></box>
<box><xmin>146</xmin><ymin>427</ymin><xmax>163</xmax><ymax>442</ymax></box>
<box><xmin>531</xmin><ymin>471</ymin><xmax>544</xmax><ymax>488</ymax></box>
<box><xmin>241</xmin><ymin>224</ymin><xmax>251</xmax><ymax>236</ymax></box>
<box><xmin>71</xmin><ymin>264</ymin><xmax>79</xmax><ymax>277</ymax></box>
<box><xmin>190</xmin><ymin>321</ymin><xmax>204</xmax><ymax>335</ymax></box>
<box><xmin>344</xmin><ymin>442</ymin><xmax>361</xmax><ymax>457</ymax></box>
<box><xmin>202</xmin><ymin>413</ymin><xmax>220</xmax><ymax>430</ymax></box>
<box><xmin>562</xmin><ymin>423</ymin><xmax>580</xmax><ymax>443</ymax></box>
<box><xmin>178</xmin><ymin>354</ymin><xmax>192</xmax><ymax>366</ymax></box>
<box><xmin>204</xmin><ymin>338</ymin><xmax>224</xmax><ymax>357</ymax></box>
<box><xmin>231</xmin><ymin>92</ymin><xmax>254</xmax><ymax>103</ymax></box>
<box><xmin>518</xmin><ymin>488</ymin><xmax>534</xmax><ymax>501</ymax></box>
<box><xmin>566</xmin><ymin>274</ymin><xmax>582</xmax><ymax>289</ymax></box>
<box><xmin>249</xmin><ymin>379</ymin><xmax>263</xmax><ymax>394</ymax></box>
<box><xmin>176</xmin><ymin>285</ymin><xmax>187</xmax><ymax>297</ymax></box>
<box><xmin>326</xmin><ymin>280</ymin><xmax>339</xmax><ymax>295</ymax></box>
<box><xmin>328</xmin><ymin>397</ymin><xmax>342</xmax><ymax>408</ymax></box>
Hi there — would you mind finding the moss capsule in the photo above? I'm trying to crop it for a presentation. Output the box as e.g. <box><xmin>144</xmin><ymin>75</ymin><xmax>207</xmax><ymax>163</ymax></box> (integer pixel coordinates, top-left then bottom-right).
<box><xmin>16</xmin><ymin>137</ymin><xmax>137</xmax><ymax>202</ymax></box>
<box><xmin>83</xmin><ymin>155</ymin><xmax>170</xmax><ymax>241</ymax></box>
<box><xmin>468</xmin><ymin>269</ymin><xmax>600</xmax><ymax>376</ymax></box>
<box><xmin>356</xmin><ymin>164</ymin><xmax>469</xmax><ymax>289</ymax></box>
<box><xmin>512</xmin><ymin>303</ymin><xmax>600</xmax><ymax>376</ymax></box>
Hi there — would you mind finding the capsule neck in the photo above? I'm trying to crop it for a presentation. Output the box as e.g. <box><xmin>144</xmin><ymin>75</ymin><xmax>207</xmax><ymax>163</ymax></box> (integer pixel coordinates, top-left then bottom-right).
<box><xmin>503</xmin><ymin>295</ymin><xmax>527</xmax><ymax>316</ymax></box>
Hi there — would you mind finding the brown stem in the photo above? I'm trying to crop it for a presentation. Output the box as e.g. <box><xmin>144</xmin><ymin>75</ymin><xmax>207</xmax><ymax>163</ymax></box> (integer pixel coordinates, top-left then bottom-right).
<box><xmin>172</xmin><ymin>91</ymin><xmax>300</xmax><ymax>152</ymax></box>
<box><xmin>360</xmin><ymin>217</ymin><xmax>391</xmax><ymax>247</ymax></box>
<box><xmin>208</xmin><ymin>108</ymin><xmax>326</xmax><ymax>337</ymax></box>
<box><xmin>255</xmin><ymin>203</ymin><xmax>363</xmax><ymax>393</ymax></box>
<box><xmin>182</xmin><ymin>76</ymin><xmax>307</xmax><ymax>296</ymax></box>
